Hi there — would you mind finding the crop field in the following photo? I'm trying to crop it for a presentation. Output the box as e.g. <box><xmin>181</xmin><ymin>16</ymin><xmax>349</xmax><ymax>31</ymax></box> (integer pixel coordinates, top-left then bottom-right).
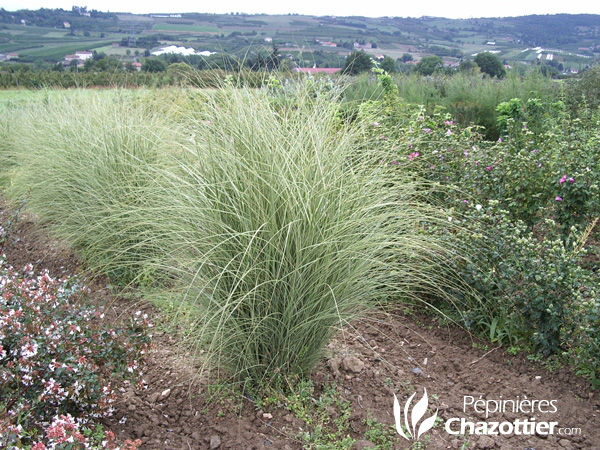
<box><xmin>153</xmin><ymin>23</ymin><xmax>220</xmax><ymax>33</ymax></box>
<box><xmin>23</xmin><ymin>39</ymin><xmax>116</xmax><ymax>58</ymax></box>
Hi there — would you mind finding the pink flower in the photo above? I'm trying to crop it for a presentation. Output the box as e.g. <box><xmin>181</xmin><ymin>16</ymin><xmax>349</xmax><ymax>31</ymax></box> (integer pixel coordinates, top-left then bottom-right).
<box><xmin>568</xmin><ymin>177</ymin><xmax>575</xmax><ymax>183</ymax></box>
<box><xmin>444</xmin><ymin>120</ymin><xmax>453</xmax><ymax>125</ymax></box>
<box><xmin>380</xmin><ymin>135</ymin><xmax>387</xmax><ymax>140</ymax></box>
<box><xmin>498</xmin><ymin>138</ymin><xmax>502</xmax><ymax>143</ymax></box>
<box><xmin>486</xmin><ymin>166</ymin><xmax>493</xmax><ymax>171</ymax></box>
<box><xmin>424</xmin><ymin>128</ymin><xmax>431</xmax><ymax>133</ymax></box>
<box><xmin>556</xmin><ymin>196</ymin><xmax>563</xmax><ymax>201</ymax></box>
<box><xmin>408</xmin><ymin>152</ymin><xmax>420</xmax><ymax>161</ymax></box>
<box><xmin>559</xmin><ymin>175</ymin><xmax>567</xmax><ymax>184</ymax></box>
<box><xmin>446</xmin><ymin>129</ymin><xmax>453</xmax><ymax>136</ymax></box>
<box><xmin>373</xmin><ymin>122</ymin><xmax>380</xmax><ymax>127</ymax></box>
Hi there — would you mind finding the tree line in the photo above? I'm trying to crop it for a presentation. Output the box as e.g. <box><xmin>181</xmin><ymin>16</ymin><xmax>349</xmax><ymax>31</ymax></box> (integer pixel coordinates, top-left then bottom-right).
<box><xmin>341</xmin><ymin>50</ymin><xmax>507</xmax><ymax>78</ymax></box>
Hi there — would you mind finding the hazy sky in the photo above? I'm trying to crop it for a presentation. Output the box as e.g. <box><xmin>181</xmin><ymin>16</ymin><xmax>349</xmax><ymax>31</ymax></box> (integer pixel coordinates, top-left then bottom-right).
<box><xmin>1</xmin><ymin>0</ymin><xmax>598</xmax><ymax>19</ymax></box>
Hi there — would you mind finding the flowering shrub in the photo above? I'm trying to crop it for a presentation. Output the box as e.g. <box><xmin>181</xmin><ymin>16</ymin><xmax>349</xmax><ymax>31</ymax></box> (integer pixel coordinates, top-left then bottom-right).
<box><xmin>493</xmin><ymin>97</ymin><xmax>600</xmax><ymax>235</ymax></box>
<box><xmin>449</xmin><ymin>202</ymin><xmax>596</xmax><ymax>355</ymax></box>
<box><xmin>357</xmin><ymin>70</ymin><xmax>600</xmax><ymax>383</ymax></box>
<box><xmin>1</xmin><ymin>416</ymin><xmax>142</xmax><ymax>449</ymax></box>
<box><xmin>0</xmin><ymin>254</ymin><xmax>150</xmax><ymax>448</ymax></box>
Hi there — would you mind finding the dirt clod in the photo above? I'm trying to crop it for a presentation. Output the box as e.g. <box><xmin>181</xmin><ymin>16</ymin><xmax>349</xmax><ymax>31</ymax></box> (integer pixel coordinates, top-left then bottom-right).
<box><xmin>342</xmin><ymin>356</ymin><xmax>364</xmax><ymax>373</ymax></box>
<box><xmin>209</xmin><ymin>435</ymin><xmax>221</xmax><ymax>449</ymax></box>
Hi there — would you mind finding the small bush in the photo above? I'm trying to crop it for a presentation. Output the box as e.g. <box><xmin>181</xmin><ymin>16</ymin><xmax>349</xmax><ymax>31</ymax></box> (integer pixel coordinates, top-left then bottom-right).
<box><xmin>450</xmin><ymin>203</ymin><xmax>596</xmax><ymax>354</ymax></box>
<box><xmin>0</xmin><ymin>255</ymin><xmax>150</xmax><ymax>447</ymax></box>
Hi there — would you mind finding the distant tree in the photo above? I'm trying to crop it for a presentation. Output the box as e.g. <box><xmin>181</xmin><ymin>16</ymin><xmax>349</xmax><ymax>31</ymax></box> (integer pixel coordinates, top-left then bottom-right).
<box><xmin>167</xmin><ymin>62</ymin><xmax>194</xmax><ymax>81</ymax></box>
<box><xmin>247</xmin><ymin>45</ymin><xmax>280</xmax><ymax>71</ymax></box>
<box><xmin>539</xmin><ymin>63</ymin><xmax>560</xmax><ymax>78</ymax></box>
<box><xmin>474</xmin><ymin>52</ymin><xmax>506</xmax><ymax>78</ymax></box>
<box><xmin>33</xmin><ymin>59</ymin><xmax>50</xmax><ymax>71</ymax></box>
<box><xmin>397</xmin><ymin>62</ymin><xmax>415</xmax><ymax>74</ymax></box>
<box><xmin>206</xmin><ymin>53</ymin><xmax>242</xmax><ymax>71</ymax></box>
<box><xmin>401</xmin><ymin>53</ymin><xmax>414</xmax><ymax>63</ymax></box>
<box><xmin>93</xmin><ymin>56</ymin><xmax>121</xmax><ymax>71</ymax></box>
<box><xmin>379</xmin><ymin>56</ymin><xmax>397</xmax><ymax>73</ymax></box>
<box><xmin>458</xmin><ymin>59</ymin><xmax>478</xmax><ymax>73</ymax></box>
<box><xmin>142</xmin><ymin>57</ymin><xmax>167</xmax><ymax>72</ymax></box>
<box><xmin>92</xmin><ymin>50</ymin><xmax>106</xmax><ymax>61</ymax></box>
<box><xmin>415</xmin><ymin>55</ymin><xmax>443</xmax><ymax>76</ymax></box>
<box><xmin>342</xmin><ymin>50</ymin><xmax>373</xmax><ymax>75</ymax></box>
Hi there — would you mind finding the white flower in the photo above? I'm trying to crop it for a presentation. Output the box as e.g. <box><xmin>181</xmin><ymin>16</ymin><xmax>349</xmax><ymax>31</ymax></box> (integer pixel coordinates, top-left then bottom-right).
<box><xmin>21</xmin><ymin>341</ymin><xmax>38</xmax><ymax>359</ymax></box>
<box><xmin>475</xmin><ymin>204</ymin><xmax>483</xmax><ymax>211</ymax></box>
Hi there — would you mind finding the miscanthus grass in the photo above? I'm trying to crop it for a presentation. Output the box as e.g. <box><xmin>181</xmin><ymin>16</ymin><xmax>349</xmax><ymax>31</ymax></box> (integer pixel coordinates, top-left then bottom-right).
<box><xmin>3</xmin><ymin>90</ymin><xmax>177</xmax><ymax>283</ymax></box>
<box><xmin>146</xmin><ymin>79</ymin><xmax>457</xmax><ymax>385</ymax></box>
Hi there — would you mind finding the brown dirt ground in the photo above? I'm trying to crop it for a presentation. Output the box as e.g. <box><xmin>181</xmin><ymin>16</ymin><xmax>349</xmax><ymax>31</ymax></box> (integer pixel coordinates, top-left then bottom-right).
<box><xmin>2</xmin><ymin>202</ymin><xmax>599</xmax><ymax>450</ymax></box>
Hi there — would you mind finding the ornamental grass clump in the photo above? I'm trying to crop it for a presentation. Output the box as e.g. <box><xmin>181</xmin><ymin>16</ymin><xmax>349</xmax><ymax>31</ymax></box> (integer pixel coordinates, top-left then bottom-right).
<box><xmin>150</xmin><ymin>80</ymin><xmax>453</xmax><ymax>384</ymax></box>
<box><xmin>3</xmin><ymin>90</ymin><xmax>175</xmax><ymax>284</ymax></box>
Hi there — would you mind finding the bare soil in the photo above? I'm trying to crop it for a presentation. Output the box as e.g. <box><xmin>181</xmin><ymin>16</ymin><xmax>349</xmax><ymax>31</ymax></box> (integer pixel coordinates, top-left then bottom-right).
<box><xmin>2</xmin><ymin>203</ymin><xmax>599</xmax><ymax>450</ymax></box>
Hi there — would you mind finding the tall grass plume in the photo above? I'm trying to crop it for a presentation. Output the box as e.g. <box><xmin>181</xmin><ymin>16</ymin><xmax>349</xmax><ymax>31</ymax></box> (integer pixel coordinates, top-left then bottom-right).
<box><xmin>149</xmin><ymin>79</ymin><xmax>454</xmax><ymax>384</ymax></box>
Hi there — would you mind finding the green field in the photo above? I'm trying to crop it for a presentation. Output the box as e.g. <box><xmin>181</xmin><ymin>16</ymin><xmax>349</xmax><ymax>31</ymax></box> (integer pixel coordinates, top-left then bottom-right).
<box><xmin>43</xmin><ymin>31</ymin><xmax>69</xmax><ymax>38</ymax></box>
<box><xmin>21</xmin><ymin>39</ymin><xmax>117</xmax><ymax>58</ymax></box>
<box><xmin>153</xmin><ymin>23</ymin><xmax>219</xmax><ymax>33</ymax></box>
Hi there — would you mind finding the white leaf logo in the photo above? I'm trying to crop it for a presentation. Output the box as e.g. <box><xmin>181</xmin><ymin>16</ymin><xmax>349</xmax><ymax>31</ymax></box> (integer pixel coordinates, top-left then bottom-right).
<box><xmin>393</xmin><ymin>388</ymin><xmax>438</xmax><ymax>441</ymax></box>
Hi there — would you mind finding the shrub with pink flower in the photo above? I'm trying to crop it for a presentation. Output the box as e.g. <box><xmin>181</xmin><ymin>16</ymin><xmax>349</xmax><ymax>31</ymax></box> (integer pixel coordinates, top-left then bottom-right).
<box><xmin>0</xmin><ymin>254</ymin><xmax>151</xmax><ymax>448</ymax></box>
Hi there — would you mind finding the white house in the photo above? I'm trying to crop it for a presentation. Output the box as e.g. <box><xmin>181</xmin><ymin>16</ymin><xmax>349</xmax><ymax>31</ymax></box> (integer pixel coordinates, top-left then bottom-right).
<box><xmin>75</xmin><ymin>51</ymin><xmax>93</xmax><ymax>61</ymax></box>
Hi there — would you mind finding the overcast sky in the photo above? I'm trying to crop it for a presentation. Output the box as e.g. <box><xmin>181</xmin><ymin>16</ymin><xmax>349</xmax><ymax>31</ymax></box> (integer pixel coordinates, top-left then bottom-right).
<box><xmin>1</xmin><ymin>0</ymin><xmax>598</xmax><ymax>19</ymax></box>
